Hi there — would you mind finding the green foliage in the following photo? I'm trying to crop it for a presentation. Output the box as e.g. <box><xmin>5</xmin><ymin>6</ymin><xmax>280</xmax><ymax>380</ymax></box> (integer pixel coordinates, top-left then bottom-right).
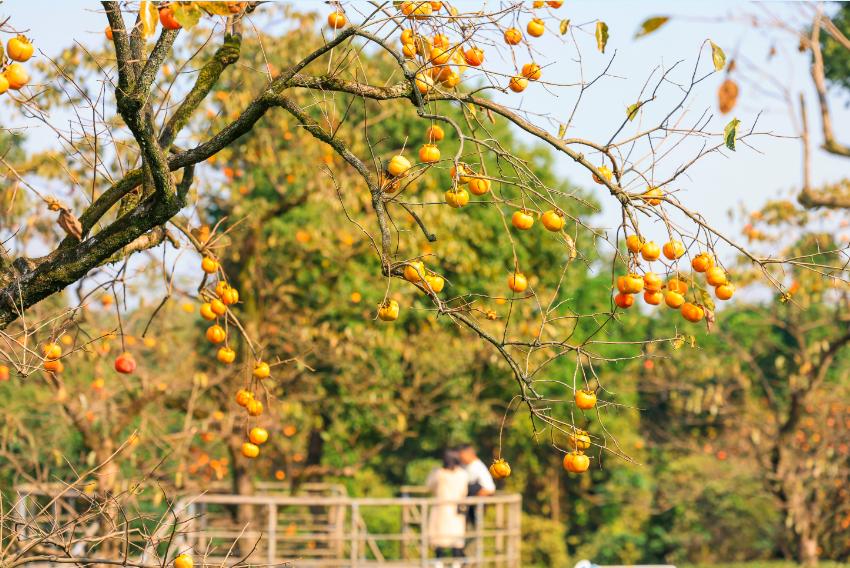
<box><xmin>822</xmin><ymin>4</ymin><xmax>850</xmax><ymax>93</ymax></box>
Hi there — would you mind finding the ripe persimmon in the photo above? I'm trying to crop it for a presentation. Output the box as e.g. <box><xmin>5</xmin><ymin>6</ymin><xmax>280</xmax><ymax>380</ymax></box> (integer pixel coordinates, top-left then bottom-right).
<box><xmin>44</xmin><ymin>359</ymin><xmax>64</xmax><ymax>373</ymax></box>
<box><xmin>0</xmin><ymin>365</ymin><xmax>9</xmax><ymax>382</ymax></box>
<box><xmin>418</xmin><ymin>144</ymin><xmax>441</xmax><ymax>163</ymax></box>
<box><xmin>253</xmin><ymin>361</ymin><xmax>271</xmax><ymax>379</ymax></box>
<box><xmin>105</xmin><ymin>26</ymin><xmax>113</xmax><ymax>41</ymax></box>
<box><xmin>159</xmin><ymin>7</ymin><xmax>182</xmax><ymax>30</ymax></box>
<box><xmin>235</xmin><ymin>389</ymin><xmax>253</xmax><ymax>407</ymax></box>
<box><xmin>592</xmin><ymin>165</ymin><xmax>613</xmax><ymax>184</ymax></box>
<box><xmin>706</xmin><ymin>267</ymin><xmax>727</xmax><ymax>286</ymax></box>
<box><xmin>388</xmin><ymin>155</ymin><xmax>412</xmax><ymax>177</ymax></box>
<box><xmin>210</xmin><ymin>299</ymin><xmax>227</xmax><ymax>316</ymax></box>
<box><xmin>508</xmin><ymin>76</ymin><xmax>528</xmax><ymax>93</ymax></box>
<box><xmin>666</xmin><ymin>278</ymin><xmax>688</xmax><ymax>294</ymax></box>
<box><xmin>241</xmin><ymin>442</ymin><xmax>260</xmax><ymax>458</ymax></box>
<box><xmin>327</xmin><ymin>11</ymin><xmax>347</xmax><ymax>29</ymax></box>
<box><xmin>614</xmin><ymin>292</ymin><xmax>634</xmax><ymax>309</ymax></box>
<box><xmin>664</xmin><ymin>290</ymin><xmax>685</xmax><ymax>309</ymax></box>
<box><xmin>640</xmin><ymin>241</ymin><xmax>661</xmax><ymax>261</ymax></box>
<box><xmin>489</xmin><ymin>459</ymin><xmax>511</xmax><ymax>480</ymax></box>
<box><xmin>425</xmin><ymin>274</ymin><xmax>445</xmax><ymax>293</ymax></box>
<box><xmin>114</xmin><ymin>352</ymin><xmax>136</xmax><ymax>374</ymax></box>
<box><xmin>715</xmin><ymin>283</ymin><xmax>735</xmax><ymax>300</ymax></box>
<box><xmin>217</xmin><ymin>347</ymin><xmax>236</xmax><ymax>364</ymax></box>
<box><xmin>662</xmin><ymin>240</ymin><xmax>685</xmax><ymax>260</ymax></box>
<box><xmin>618</xmin><ymin>273</ymin><xmax>644</xmax><ymax>294</ymax></box>
<box><xmin>201</xmin><ymin>256</ymin><xmax>219</xmax><ymax>273</ymax></box>
<box><xmin>428</xmin><ymin>46</ymin><xmax>452</xmax><ymax>65</ymax></box>
<box><xmin>507</xmin><ymin>272</ymin><xmax>528</xmax><ymax>293</ymax></box>
<box><xmin>641</xmin><ymin>187</ymin><xmax>663</xmax><ymax>206</ymax></box>
<box><xmin>527</xmin><ymin>18</ymin><xmax>545</xmax><ymax>37</ymax></box>
<box><xmin>249</xmin><ymin>427</ymin><xmax>269</xmax><ymax>445</ymax></box>
<box><xmin>547</xmin><ymin>0</ymin><xmax>564</xmax><ymax>7</ymax></box>
<box><xmin>692</xmin><ymin>252</ymin><xmax>714</xmax><ymax>272</ymax></box>
<box><xmin>247</xmin><ymin>399</ymin><xmax>264</xmax><ymax>416</ymax></box>
<box><xmin>464</xmin><ymin>47</ymin><xmax>484</xmax><ymax>66</ymax></box>
<box><xmin>563</xmin><ymin>451</ymin><xmax>590</xmax><ymax>473</ymax></box>
<box><xmin>644</xmin><ymin>290</ymin><xmax>663</xmax><ymax>305</ymax></box>
<box><xmin>7</xmin><ymin>36</ymin><xmax>34</xmax><ymax>62</ymax></box>
<box><xmin>504</xmin><ymin>27</ymin><xmax>522</xmax><ymax>45</ymax></box>
<box><xmin>414</xmin><ymin>71</ymin><xmax>433</xmax><ymax>94</ymax></box>
<box><xmin>174</xmin><ymin>554</ymin><xmax>194</xmax><ymax>568</ymax></box>
<box><xmin>43</xmin><ymin>343</ymin><xmax>62</xmax><ymax>360</ymax></box>
<box><xmin>643</xmin><ymin>272</ymin><xmax>662</xmax><ymax>292</ymax></box>
<box><xmin>378</xmin><ymin>300</ymin><xmax>400</xmax><ymax>321</ymax></box>
<box><xmin>445</xmin><ymin>188</ymin><xmax>469</xmax><ymax>208</ymax></box>
<box><xmin>220</xmin><ymin>286</ymin><xmax>239</xmax><ymax>306</ymax></box>
<box><xmin>681</xmin><ymin>302</ymin><xmax>705</xmax><ymax>323</ymax></box>
<box><xmin>426</xmin><ymin>124</ymin><xmax>444</xmax><ymax>142</ymax></box>
<box><xmin>206</xmin><ymin>325</ymin><xmax>226</xmax><ymax>344</ymax></box>
<box><xmin>4</xmin><ymin>63</ymin><xmax>29</xmax><ymax>90</ymax></box>
<box><xmin>568</xmin><ymin>429</ymin><xmax>591</xmax><ymax>450</ymax></box>
<box><xmin>200</xmin><ymin>303</ymin><xmax>216</xmax><ymax>321</ymax></box>
<box><xmin>404</xmin><ymin>261</ymin><xmax>425</xmax><ymax>283</ymax></box>
<box><xmin>521</xmin><ymin>62</ymin><xmax>542</xmax><ymax>81</ymax></box>
<box><xmin>450</xmin><ymin>162</ymin><xmax>474</xmax><ymax>183</ymax></box>
<box><xmin>625</xmin><ymin>234</ymin><xmax>643</xmax><ymax>253</ymax></box>
<box><xmin>511</xmin><ymin>210</ymin><xmax>535</xmax><ymax>230</ymax></box>
<box><xmin>541</xmin><ymin>210</ymin><xmax>564</xmax><ymax>231</ymax></box>
<box><xmin>468</xmin><ymin>177</ymin><xmax>491</xmax><ymax>195</ymax></box>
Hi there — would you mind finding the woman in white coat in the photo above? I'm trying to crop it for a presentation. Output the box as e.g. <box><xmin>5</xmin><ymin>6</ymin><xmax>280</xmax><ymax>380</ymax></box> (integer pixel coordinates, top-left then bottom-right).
<box><xmin>426</xmin><ymin>449</ymin><xmax>469</xmax><ymax>564</ymax></box>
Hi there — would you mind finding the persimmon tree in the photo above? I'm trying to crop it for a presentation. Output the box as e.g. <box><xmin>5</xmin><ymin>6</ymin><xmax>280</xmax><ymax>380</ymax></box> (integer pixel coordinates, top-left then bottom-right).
<box><xmin>640</xmin><ymin>203</ymin><xmax>850</xmax><ymax>566</ymax></box>
<box><xmin>2</xmin><ymin>1</ymin><xmax>849</xmax><ymax>505</ymax></box>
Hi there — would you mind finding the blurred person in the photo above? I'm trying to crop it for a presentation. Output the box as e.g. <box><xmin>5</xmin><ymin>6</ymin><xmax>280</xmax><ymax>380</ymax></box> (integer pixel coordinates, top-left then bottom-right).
<box><xmin>458</xmin><ymin>444</ymin><xmax>496</xmax><ymax>497</ymax></box>
<box><xmin>426</xmin><ymin>448</ymin><xmax>469</xmax><ymax>566</ymax></box>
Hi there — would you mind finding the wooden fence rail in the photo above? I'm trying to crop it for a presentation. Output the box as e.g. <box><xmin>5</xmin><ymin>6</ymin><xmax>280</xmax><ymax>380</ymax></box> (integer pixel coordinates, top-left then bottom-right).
<box><xmin>172</xmin><ymin>493</ymin><xmax>522</xmax><ymax>567</ymax></box>
<box><xmin>12</xmin><ymin>484</ymin><xmax>521</xmax><ymax>567</ymax></box>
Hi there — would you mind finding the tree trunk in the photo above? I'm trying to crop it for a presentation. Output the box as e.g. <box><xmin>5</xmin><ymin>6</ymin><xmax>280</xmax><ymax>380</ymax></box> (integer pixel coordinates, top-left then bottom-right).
<box><xmin>797</xmin><ymin>531</ymin><xmax>819</xmax><ymax>567</ymax></box>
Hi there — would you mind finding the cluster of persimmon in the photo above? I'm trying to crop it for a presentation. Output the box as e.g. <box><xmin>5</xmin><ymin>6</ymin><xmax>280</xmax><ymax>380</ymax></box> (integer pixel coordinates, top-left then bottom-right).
<box><xmin>558</xmin><ymin>389</ymin><xmax>597</xmax><ymax>473</ymax></box>
<box><xmin>614</xmin><ymin>235</ymin><xmax>735</xmax><ymax>323</ymax></box>
<box><xmin>382</xmin><ymin>1</ymin><xmax>556</xmax><ymax>96</ymax></box>
<box><xmin>0</xmin><ymin>34</ymin><xmax>33</xmax><ymax>95</ymax></box>
<box><xmin>199</xmin><ymin>256</ymin><xmax>242</xmax><ymax>366</ymax></box>
<box><xmin>198</xmin><ymin>255</ymin><xmax>275</xmax><ymax>458</ymax></box>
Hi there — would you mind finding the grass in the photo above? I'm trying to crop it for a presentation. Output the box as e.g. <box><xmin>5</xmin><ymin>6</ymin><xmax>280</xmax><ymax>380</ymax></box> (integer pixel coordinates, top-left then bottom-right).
<box><xmin>684</xmin><ymin>562</ymin><xmax>847</xmax><ymax>568</ymax></box>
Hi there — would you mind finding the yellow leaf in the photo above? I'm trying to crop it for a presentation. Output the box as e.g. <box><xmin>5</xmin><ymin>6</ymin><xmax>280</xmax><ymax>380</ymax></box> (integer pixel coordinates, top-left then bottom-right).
<box><xmin>139</xmin><ymin>1</ymin><xmax>158</xmax><ymax>38</ymax></box>
<box><xmin>558</xmin><ymin>123</ymin><xmax>567</xmax><ymax>138</ymax></box>
<box><xmin>626</xmin><ymin>102</ymin><xmax>640</xmax><ymax>121</ymax></box>
<box><xmin>710</xmin><ymin>40</ymin><xmax>726</xmax><ymax>71</ymax></box>
<box><xmin>559</xmin><ymin>19</ymin><xmax>570</xmax><ymax>35</ymax></box>
<box><xmin>196</xmin><ymin>2</ymin><xmax>233</xmax><ymax>16</ymax></box>
<box><xmin>596</xmin><ymin>21</ymin><xmax>609</xmax><ymax>53</ymax></box>
<box><xmin>635</xmin><ymin>16</ymin><xmax>669</xmax><ymax>39</ymax></box>
<box><xmin>172</xmin><ymin>3</ymin><xmax>202</xmax><ymax>29</ymax></box>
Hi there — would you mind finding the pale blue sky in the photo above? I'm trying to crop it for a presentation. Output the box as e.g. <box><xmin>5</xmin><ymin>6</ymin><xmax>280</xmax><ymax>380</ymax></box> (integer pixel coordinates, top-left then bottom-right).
<box><xmin>4</xmin><ymin>1</ymin><xmax>848</xmax><ymax>248</ymax></box>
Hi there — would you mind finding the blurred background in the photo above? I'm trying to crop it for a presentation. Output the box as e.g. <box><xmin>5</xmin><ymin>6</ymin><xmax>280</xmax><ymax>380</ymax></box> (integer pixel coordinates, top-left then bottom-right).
<box><xmin>1</xmin><ymin>2</ymin><xmax>849</xmax><ymax>567</ymax></box>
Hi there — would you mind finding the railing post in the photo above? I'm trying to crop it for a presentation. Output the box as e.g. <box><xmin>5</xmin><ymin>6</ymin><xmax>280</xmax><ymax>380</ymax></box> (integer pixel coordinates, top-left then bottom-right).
<box><xmin>267</xmin><ymin>503</ymin><xmax>277</xmax><ymax>563</ymax></box>
<box><xmin>351</xmin><ymin>502</ymin><xmax>359</xmax><ymax>567</ymax></box>
<box><xmin>420</xmin><ymin>502</ymin><xmax>428</xmax><ymax>567</ymax></box>
<box><xmin>495</xmin><ymin>500</ymin><xmax>505</xmax><ymax>567</ymax></box>
<box><xmin>513</xmin><ymin>498</ymin><xmax>522</xmax><ymax>567</ymax></box>
<box><xmin>475</xmin><ymin>501</ymin><xmax>484</xmax><ymax>565</ymax></box>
